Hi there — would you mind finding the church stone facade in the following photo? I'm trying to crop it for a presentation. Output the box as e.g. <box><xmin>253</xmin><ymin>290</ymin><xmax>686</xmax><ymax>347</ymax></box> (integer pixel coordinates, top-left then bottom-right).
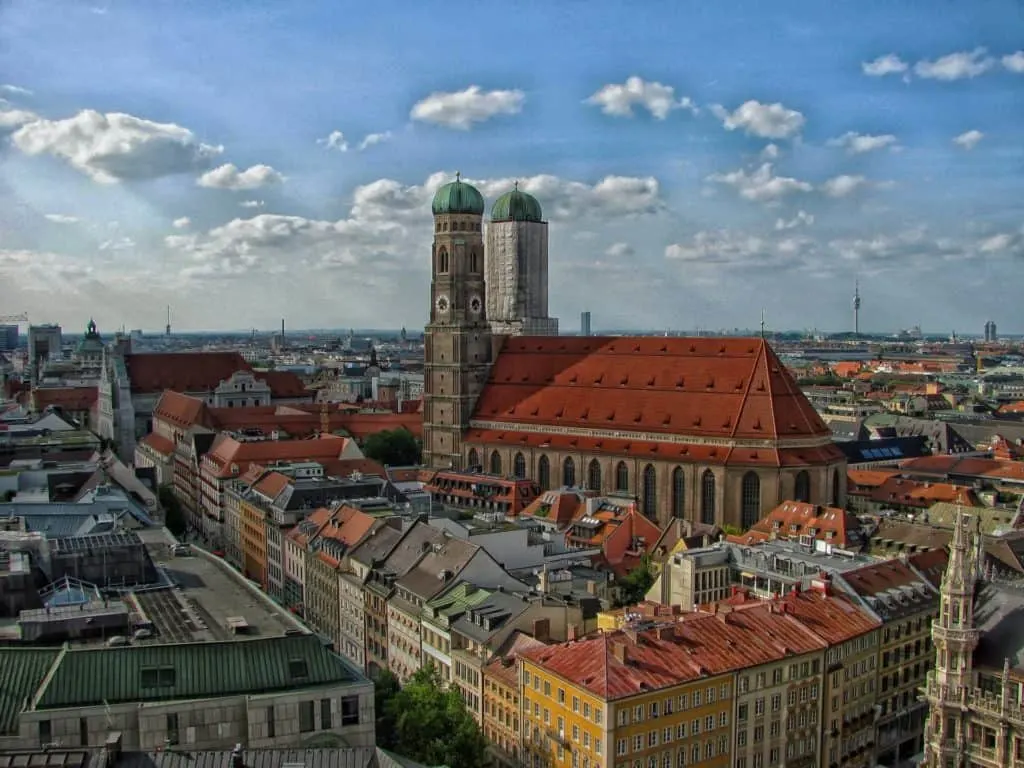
<box><xmin>422</xmin><ymin>176</ymin><xmax>847</xmax><ymax>529</ymax></box>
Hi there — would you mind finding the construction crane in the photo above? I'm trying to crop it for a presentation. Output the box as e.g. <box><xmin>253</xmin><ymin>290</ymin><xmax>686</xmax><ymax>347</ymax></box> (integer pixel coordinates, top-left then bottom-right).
<box><xmin>0</xmin><ymin>313</ymin><xmax>28</xmax><ymax>323</ymax></box>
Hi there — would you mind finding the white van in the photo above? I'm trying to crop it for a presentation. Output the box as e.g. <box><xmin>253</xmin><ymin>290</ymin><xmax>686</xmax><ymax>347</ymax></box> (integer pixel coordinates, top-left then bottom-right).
<box><xmin>106</xmin><ymin>635</ymin><xmax>129</xmax><ymax>647</ymax></box>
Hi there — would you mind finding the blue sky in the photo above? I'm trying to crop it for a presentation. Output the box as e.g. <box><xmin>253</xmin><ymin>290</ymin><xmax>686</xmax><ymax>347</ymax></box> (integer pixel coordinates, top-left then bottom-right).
<box><xmin>1</xmin><ymin>0</ymin><xmax>1022</xmax><ymax>334</ymax></box>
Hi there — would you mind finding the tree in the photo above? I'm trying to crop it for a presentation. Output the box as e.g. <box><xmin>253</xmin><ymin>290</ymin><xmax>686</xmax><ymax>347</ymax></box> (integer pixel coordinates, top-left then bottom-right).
<box><xmin>158</xmin><ymin>486</ymin><xmax>186</xmax><ymax>536</ymax></box>
<box><xmin>384</xmin><ymin>664</ymin><xmax>490</xmax><ymax>768</ymax></box>
<box><xmin>615</xmin><ymin>555</ymin><xmax>656</xmax><ymax>607</ymax></box>
<box><xmin>373</xmin><ymin>669</ymin><xmax>401</xmax><ymax>750</ymax></box>
<box><xmin>362</xmin><ymin>428</ymin><xmax>421</xmax><ymax>466</ymax></box>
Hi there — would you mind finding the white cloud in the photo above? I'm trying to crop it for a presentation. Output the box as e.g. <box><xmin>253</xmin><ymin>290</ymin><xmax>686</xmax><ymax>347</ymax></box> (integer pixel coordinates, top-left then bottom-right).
<box><xmin>358</xmin><ymin>131</ymin><xmax>392</xmax><ymax>151</ymax></box>
<box><xmin>410</xmin><ymin>85</ymin><xmax>525</xmax><ymax>130</ymax></box>
<box><xmin>827</xmin><ymin>132</ymin><xmax>898</xmax><ymax>154</ymax></box>
<box><xmin>318</xmin><ymin>130</ymin><xmax>348</xmax><ymax>152</ymax></box>
<box><xmin>11</xmin><ymin>110</ymin><xmax>222</xmax><ymax>183</ymax></box>
<box><xmin>99</xmin><ymin>236</ymin><xmax>135</xmax><ymax>251</ymax></box>
<box><xmin>976</xmin><ymin>232</ymin><xmax>1022</xmax><ymax>254</ymax></box>
<box><xmin>775</xmin><ymin>211</ymin><xmax>814</xmax><ymax>230</ymax></box>
<box><xmin>172</xmin><ymin>217</ymin><xmax>191</xmax><ymax>229</ymax></box>
<box><xmin>914</xmin><ymin>48</ymin><xmax>994</xmax><ymax>80</ymax></box>
<box><xmin>760</xmin><ymin>144</ymin><xmax>780</xmax><ymax>160</ymax></box>
<box><xmin>585</xmin><ymin>76</ymin><xmax>697</xmax><ymax>120</ymax></box>
<box><xmin>821</xmin><ymin>174</ymin><xmax>869</xmax><ymax>198</ymax></box>
<box><xmin>710</xmin><ymin>100</ymin><xmax>805</xmax><ymax>139</ymax></box>
<box><xmin>197</xmin><ymin>163</ymin><xmax>285</xmax><ymax>191</ymax></box>
<box><xmin>0</xmin><ymin>84</ymin><xmax>32</xmax><ymax>96</ymax></box>
<box><xmin>664</xmin><ymin>230</ymin><xmax>813</xmax><ymax>276</ymax></box>
<box><xmin>0</xmin><ymin>249</ymin><xmax>95</xmax><ymax>288</ymax></box>
<box><xmin>1003</xmin><ymin>51</ymin><xmax>1024</xmax><ymax>73</ymax></box>
<box><xmin>0</xmin><ymin>102</ymin><xmax>39</xmax><ymax>131</ymax></box>
<box><xmin>952</xmin><ymin>129</ymin><xmax>984</xmax><ymax>150</ymax></box>
<box><xmin>605</xmin><ymin>242</ymin><xmax>635</xmax><ymax>259</ymax></box>
<box><xmin>240</xmin><ymin>200</ymin><xmax>265</xmax><ymax>208</ymax></box>
<box><xmin>44</xmin><ymin>214</ymin><xmax>79</xmax><ymax>224</ymax></box>
<box><xmin>862</xmin><ymin>54</ymin><xmax>909</xmax><ymax>77</ymax></box>
<box><xmin>707</xmin><ymin>163</ymin><xmax>812</xmax><ymax>203</ymax></box>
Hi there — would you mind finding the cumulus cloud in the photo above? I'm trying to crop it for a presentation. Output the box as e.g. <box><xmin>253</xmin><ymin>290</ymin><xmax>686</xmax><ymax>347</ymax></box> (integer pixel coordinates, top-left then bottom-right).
<box><xmin>410</xmin><ymin>85</ymin><xmax>525</xmax><ymax>130</ymax></box>
<box><xmin>585</xmin><ymin>76</ymin><xmax>697</xmax><ymax>120</ymax></box>
<box><xmin>44</xmin><ymin>213</ymin><xmax>79</xmax><ymax>224</ymax></box>
<box><xmin>1004</xmin><ymin>51</ymin><xmax>1024</xmax><ymax>73</ymax></box>
<box><xmin>11</xmin><ymin>110</ymin><xmax>223</xmax><ymax>183</ymax></box>
<box><xmin>358</xmin><ymin>131</ymin><xmax>392</xmax><ymax>151</ymax></box>
<box><xmin>197</xmin><ymin>163</ymin><xmax>285</xmax><ymax>191</ymax></box>
<box><xmin>760</xmin><ymin>144</ymin><xmax>780</xmax><ymax>160</ymax></box>
<box><xmin>240</xmin><ymin>200</ymin><xmax>265</xmax><ymax>208</ymax></box>
<box><xmin>821</xmin><ymin>174</ymin><xmax>870</xmax><ymax>198</ymax></box>
<box><xmin>99</xmin><ymin>236</ymin><xmax>135</xmax><ymax>251</ymax></box>
<box><xmin>827</xmin><ymin>132</ymin><xmax>898</xmax><ymax>154</ymax></box>
<box><xmin>914</xmin><ymin>48</ymin><xmax>994</xmax><ymax>80</ymax></box>
<box><xmin>0</xmin><ymin>84</ymin><xmax>32</xmax><ymax>96</ymax></box>
<box><xmin>0</xmin><ymin>102</ymin><xmax>40</xmax><ymax>131</ymax></box>
<box><xmin>0</xmin><ymin>249</ymin><xmax>95</xmax><ymax>287</ymax></box>
<box><xmin>862</xmin><ymin>54</ymin><xmax>909</xmax><ymax>77</ymax></box>
<box><xmin>775</xmin><ymin>211</ymin><xmax>814</xmax><ymax>230</ymax></box>
<box><xmin>952</xmin><ymin>129</ymin><xmax>984</xmax><ymax>150</ymax></box>
<box><xmin>172</xmin><ymin>217</ymin><xmax>191</xmax><ymax>229</ymax></box>
<box><xmin>710</xmin><ymin>100</ymin><xmax>805</xmax><ymax>140</ymax></box>
<box><xmin>664</xmin><ymin>230</ymin><xmax>812</xmax><ymax>275</ymax></box>
<box><xmin>707</xmin><ymin>163</ymin><xmax>812</xmax><ymax>203</ymax></box>
<box><xmin>318</xmin><ymin>130</ymin><xmax>348</xmax><ymax>152</ymax></box>
<box><xmin>976</xmin><ymin>232</ymin><xmax>1023</xmax><ymax>255</ymax></box>
<box><xmin>605</xmin><ymin>242</ymin><xmax>635</xmax><ymax>259</ymax></box>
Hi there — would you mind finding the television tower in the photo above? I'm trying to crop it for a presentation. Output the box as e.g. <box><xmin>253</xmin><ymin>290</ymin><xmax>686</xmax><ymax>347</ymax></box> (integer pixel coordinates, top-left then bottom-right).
<box><xmin>165</xmin><ymin>305</ymin><xmax>171</xmax><ymax>336</ymax></box>
<box><xmin>852</xmin><ymin>280</ymin><xmax>861</xmax><ymax>337</ymax></box>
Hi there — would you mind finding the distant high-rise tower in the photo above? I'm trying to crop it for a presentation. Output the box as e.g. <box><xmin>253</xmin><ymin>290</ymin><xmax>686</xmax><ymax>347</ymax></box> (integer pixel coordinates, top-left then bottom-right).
<box><xmin>485</xmin><ymin>183</ymin><xmax>558</xmax><ymax>336</ymax></box>
<box><xmin>165</xmin><ymin>305</ymin><xmax>171</xmax><ymax>336</ymax></box>
<box><xmin>853</xmin><ymin>280</ymin><xmax>861</xmax><ymax>336</ymax></box>
<box><xmin>984</xmin><ymin>320</ymin><xmax>997</xmax><ymax>343</ymax></box>
<box><xmin>580</xmin><ymin>311</ymin><xmax>592</xmax><ymax>337</ymax></box>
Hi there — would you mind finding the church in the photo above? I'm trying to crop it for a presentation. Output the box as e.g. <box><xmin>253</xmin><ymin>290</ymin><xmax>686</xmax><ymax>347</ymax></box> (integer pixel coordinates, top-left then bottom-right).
<box><xmin>422</xmin><ymin>175</ymin><xmax>846</xmax><ymax>528</ymax></box>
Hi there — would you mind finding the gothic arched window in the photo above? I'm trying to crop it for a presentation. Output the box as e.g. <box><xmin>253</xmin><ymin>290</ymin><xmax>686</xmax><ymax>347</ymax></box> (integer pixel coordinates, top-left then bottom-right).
<box><xmin>701</xmin><ymin>470</ymin><xmax>716</xmax><ymax>525</ymax></box>
<box><xmin>513</xmin><ymin>452</ymin><xmax>526</xmax><ymax>479</ymax></box>
<box><xmin>795</xmin><ymin>470</ymin><xmax>811</xmax><ymax>503</ymax></box>
<box><xmin>537</xmin><ymin>455</ymin><xmax>550</xmax><ymax>489</ymax></box>
<box><xmin>467</xmin><ymin>448</ymin><xmax>479</xmax><ymax>469</ymax></box>
<box><xmin>741</xmin><ymin>472</ymin><xmax>761</xmax><ymax>529</ymax></box>
<box><xmin>832</xmin><ymin>470</ymin><xmax>841</xmax><ymax>506</ymax></box>
<box><xmin>490</xmin><ymin>450</ymin><xmax>502</xmax><ymax>476</ymax></box>
<box><xmin>615</xmin><ymin>461</ymin><xmax>629</xmax><ymax>492</ymax></box>
<box><xmin>469</xmin><ymin>249</ymin><xmax>480</xmax><ymax>273</ymax></box>
<box><xmin>437</xmin><ymin>247</ymin><xmax>449</xmax><ymax>274</ymax></box>
<box><xmin>642</xmin><ymin>464</ymin><xmax>657</xmax><ymax>519</ymax></box>
<box><xmin>563</xmin><ymin>457</ymin><xmax>576</xmax><ymax>488</ymax></box>
<box><xmin>671</xmin><ymin>467</ymin><xmax>685</xmax><ymax>519</ymax></box>
<box><xmin>587</xmin><ymin>459</ymin><xmax>602</xmax><ymax>491</ymax></box>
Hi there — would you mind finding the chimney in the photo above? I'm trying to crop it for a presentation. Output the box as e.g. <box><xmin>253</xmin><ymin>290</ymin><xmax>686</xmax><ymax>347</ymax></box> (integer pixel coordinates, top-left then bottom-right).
<box><xmin>538</xmin><ymin>564</ymin><xmax>550</xmax><ymax>594</ymax></box>
<box><xmin>104</xmin><ymin>733</ymin><xmax>123</xmax><ymax>765</ymax></box>
<box><xmin>656</xmin><ymin>625</ymin><xmax>674</xmax><ymax>641</ymax></box>
<box><xmin>567</xmin><ymin>623</ymin><xmax>580</xmax><ymax>641</ymax></box>
<box><xmin>611</xmin><ymin>641</ymin><xmax>628</xmax><ymax>664</ymax></box>
<box><xmin>231</xmin><ymin>744</ymin><xmax>245</xmax><ymax>768</ymax></box>
<box><xmin>532</xmin><ymin>618</ymin><xmax>551</xmax><ymax>642</ymax></box>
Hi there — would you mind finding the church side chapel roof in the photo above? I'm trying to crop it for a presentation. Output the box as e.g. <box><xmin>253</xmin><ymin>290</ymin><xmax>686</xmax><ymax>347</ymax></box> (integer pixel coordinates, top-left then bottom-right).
<box><xmin>469</xmin><ymin>336</ymin><xmax>835</xmax><ymax>464</ymax></box>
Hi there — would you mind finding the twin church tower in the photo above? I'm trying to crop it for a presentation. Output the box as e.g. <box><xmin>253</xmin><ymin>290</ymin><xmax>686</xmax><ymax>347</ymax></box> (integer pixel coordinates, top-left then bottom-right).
<box><xmin>422</xmin><ymin>174</ymin><xmax>558</xmax><ymax>470</ymax></box>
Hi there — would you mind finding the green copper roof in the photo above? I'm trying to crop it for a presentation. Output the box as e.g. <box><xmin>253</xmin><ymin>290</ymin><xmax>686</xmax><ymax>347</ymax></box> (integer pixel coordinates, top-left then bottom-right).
<box><xmin>491</xmin><ymin>184</ymin><xmax>543</xmax><ymax>222</ymax></box>
<box><xmin>431</xmin><ymin>173</ymin><xmax>485</xmax><ymax>216</ymax></box>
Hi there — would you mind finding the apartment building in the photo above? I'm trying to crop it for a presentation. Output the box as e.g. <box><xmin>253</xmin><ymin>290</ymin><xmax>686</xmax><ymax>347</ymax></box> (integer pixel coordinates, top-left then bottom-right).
<box><xmin>420</xmin><ymin>582</ymin><xmax>493</xmax><ymax>684</ymax></box>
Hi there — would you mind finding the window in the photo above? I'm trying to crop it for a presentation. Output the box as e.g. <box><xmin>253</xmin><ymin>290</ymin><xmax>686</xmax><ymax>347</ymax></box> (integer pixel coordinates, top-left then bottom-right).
<box><xmin>642</xmin><ymin>464</ymin><xmax>657</xmax><ymax>518</ymax></box>
<box><xmin>469</xmin><ymin>249</ymin><xmax>480</xmax><ymax>273</ymax></box>
<box><xmin>741</xmin><ymin>472</ymin><xmax>760</xmax><ymax>529</ymax></box>
<box><xmin>514</xmin><ymin>452</ymin><xmax>527</xmax><ymax>479</ymax></box>
<box><xmin>467</xmin><ymin>448</ymin><xmax>480</xmax><ymax>468</ymax></box>
<box><xmin>832</xmin><ymin>471</ymin><xmax>840</xmax><ymax>506</ymax></box>
<box><xmin>794</xmin><ymin>471</ymin><xmax>811</xmax><ymax>503</ymax></box>
<box><xmin>140</xmin><ymin>666</ymin><xmax>176</xmax><ymax>688</ymax></box>
<box><xmin>166</xmin><ymin>713</ymin><xmax>179</xmax><ymax>745</ymax></box>
<box><xmin>671</xmin><ymin>466</ymin><xmax>685</xmax><ymax>518</ymax></box>
<box><xmin>701</xmin><ymin>470</ymin><xmax>716</xmax><ymax>524</ymax></box>
<box><xmin>563</xmin><ymin>457</ymin><xmax>576</xmax><ymax>487</ymax></box>
<box><xmin>538</xmin><ymin>455</ymin><xmax>550</xmax><ymax>489</ymax></box>
<box><xmin>321</xmin><ymin>698</ymin><xmax>332</xmax><ymax>729</ymax></box>
<box><xmin>341</xmin><ymin>695</ymin><xmax>360</xmax><ymax>726</ymax></box>
<box><xmin>490</xmin><ymin>451</ymin><xmax>502</xmax><ymax>476</ymax></box>
<box><xmin>588</xmin><ymin>459</ymin><xmax>602</xmax><ymax>491</ymax></box>
<box><xmin>38</xmin><ymin>719</ymin><xmax>51</xmax><ymax>745</ymax></box>
<box><xmin>79</xmin><ymin>717</ymin><xmax>88</xmax><ymax>747</ymax></box>
<box><xmin>289</xmin><ymin>659</ymin><xmax>309</xmax><ymax>679</ymax></box>
<box><xmin>616</xmin><ymin>461</ymin><xmax>629</xmax><ymax>492</ymax></box>
<box><xmin>299</xmin><ymin>700</ymin><xmax>316</xmax><ymax>732</ymax></box>
<box><xmin>267</xmin><ymin>706</ymin><xmax>276</xmax><ymax>738</ymax></box>
<box><xmin>438</xmin><ymin>247</ymin><xmax>450</xmax><ymax>274</ymax></box>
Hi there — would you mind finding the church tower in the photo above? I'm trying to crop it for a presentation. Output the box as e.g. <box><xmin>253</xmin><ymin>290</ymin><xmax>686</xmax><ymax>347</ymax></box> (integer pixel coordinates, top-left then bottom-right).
<box><xmin>922</xmin><ymin>509</ymin><xmax>981</xmax><ymax>767</ymax></box>
<box><xmin>485</xmin><ymin>184</ymin><xmax>558</xmax><ymax>336</ymax></box>
<box><xmin>422</xmin><ymin>174</ymin><xmax>493</xmax><ymax>470</ymax></box>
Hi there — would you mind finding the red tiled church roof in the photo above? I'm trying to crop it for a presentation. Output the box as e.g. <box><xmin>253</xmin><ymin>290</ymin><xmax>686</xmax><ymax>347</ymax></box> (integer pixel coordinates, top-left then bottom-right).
<box><xmin>124</xmin><ymin>352</ymin><xmax>252</xmax><ymax>395</ymax></box>
<box><xmin>31</xmin><ymin>386</ymin><xmax>98</xmax><ymax>412</ymax></box>
<box><xmin>472</xmin><ymin>336</ymin><xmax>830</xmax><ymax>442</ymax></box>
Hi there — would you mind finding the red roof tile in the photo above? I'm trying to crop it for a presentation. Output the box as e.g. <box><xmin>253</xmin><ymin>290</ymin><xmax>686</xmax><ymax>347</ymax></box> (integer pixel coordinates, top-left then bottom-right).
<box><xmin>900</xmin><ymin>455</ymin><xmax>1024</xmax><ymax>483</ymax></box>
<box><xmin>520</xmin><ymin>489</ymin><xmax>587</xmax><ymax>528</ymax></box>
<box><xmin>140</xmin><ymin>432</ymin><xmax>175</xmax><ymax>457</ymax></box>
<box><xmin>742</xmin><ymin>500</ymin><xmax>861</xmax><ymax>548</ymax></box>
<box><xmin>204</xmin><ymin>434</ymin><xmax>352</xmax><ymax>478</ymax></box>
<box><xmin>870</xmin><ymin>477</ymin><xmax>979</xmax><ymax>508</ymax></box>
<box><xmin>473</xmin><ymin>337</ymin><xmax>830</xmax><ymax>442</ymax></box>
<box><xmin>255</xmin><ymin>370</ymin><xmax>311</xmax><ymax>399</ymax></box>
<box><xmin>31</xmin><ymin>386</ymin><xmax>98</xmax><ymax>412</ymax></box>
<box><xmin>124</xmin><ymin>352</ymin><xmax>251</xmax><ymax>395</ymax></box>
<box><xmin>153</xmin><ymin>390</ymin><xmax>212</xmax><ymax>429</ymax></box>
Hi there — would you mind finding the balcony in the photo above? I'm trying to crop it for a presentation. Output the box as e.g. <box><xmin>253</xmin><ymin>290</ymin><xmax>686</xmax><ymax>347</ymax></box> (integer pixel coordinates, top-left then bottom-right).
<box><xmin>967</xmin><ymin>690</ymin><xmax>1024</xmax><ymax>726</ymax></box>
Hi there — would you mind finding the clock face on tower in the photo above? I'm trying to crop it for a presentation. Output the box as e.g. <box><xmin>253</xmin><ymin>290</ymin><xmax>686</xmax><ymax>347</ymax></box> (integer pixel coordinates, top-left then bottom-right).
<box><xmin>436</xmin><ymin>294</ymin><xmax>450</xmax><ymax>315</ymax></box>
<box><xmin>469</xmin><ymin>295</ymin><xmax>482</xmax><ymax>316</ymax></box>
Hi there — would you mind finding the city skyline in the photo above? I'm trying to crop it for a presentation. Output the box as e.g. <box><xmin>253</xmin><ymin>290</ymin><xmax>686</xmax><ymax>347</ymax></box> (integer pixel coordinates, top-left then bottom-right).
<box><xmin>1</xmin><ymin>0</ymin><xmax>1023</xmax><ymax>333</ymax></box>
